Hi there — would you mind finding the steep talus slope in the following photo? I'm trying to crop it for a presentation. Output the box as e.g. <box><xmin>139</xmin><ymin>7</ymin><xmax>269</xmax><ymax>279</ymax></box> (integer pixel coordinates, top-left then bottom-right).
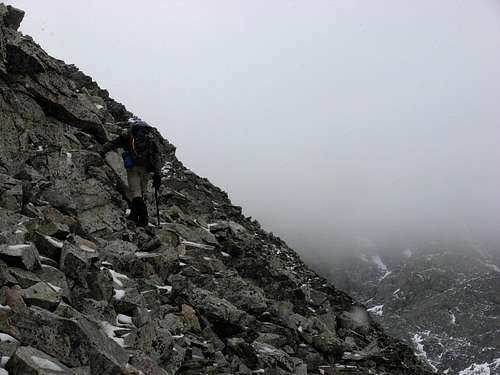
<box><xmin>0</xmin><ymin>5</ymin><xmax>435</xmax><ymax>374</ymax></box>
<box><xmin>319</xmin><ymin>247</ymin><xmax>500</xmax><ymax>374</ymax></box>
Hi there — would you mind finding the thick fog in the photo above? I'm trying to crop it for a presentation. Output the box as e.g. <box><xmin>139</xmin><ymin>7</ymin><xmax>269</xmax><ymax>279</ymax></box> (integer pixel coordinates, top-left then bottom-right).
<box><xmin>12</xmin><ymin>1</ymin><xmax>500</xmax><ymax>260</ymax></box>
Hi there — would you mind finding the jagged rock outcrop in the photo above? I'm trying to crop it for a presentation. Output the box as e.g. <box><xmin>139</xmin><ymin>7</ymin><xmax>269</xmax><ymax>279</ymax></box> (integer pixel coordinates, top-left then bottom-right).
<box><xmin>0</xmin><ymin>4</ymin><xmax>436</xmax><ymax>374</ymax></box>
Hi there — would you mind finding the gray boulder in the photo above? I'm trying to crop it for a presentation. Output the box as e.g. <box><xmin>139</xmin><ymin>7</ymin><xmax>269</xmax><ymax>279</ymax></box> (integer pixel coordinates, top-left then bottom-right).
<box><xmin>0</xmin><ymin>174</ymin><xmax>23</xmax><ymax>211</ymax></box>
<box><xmin>0</xmin><ymin>4</ymin><xmax>25</xmax><ymax>30</ymax></box>
<box><xmin>35</xmin><ymin>265</ymin><xmax>70</xmax><ymax>300</ymax></box>
<box><xmin>32</xmin><ymin>232</ymin><xmax>64</xmax><ymax>260</ymax></box>
<box><xmin>6</xmin><ymin>345</ymin><xmax>76</xmax><ymax>374</ymax></box>
<box><xmin>60</xmin><ymin>242</ymin><xmax>98</xmax><ymax>287</ymax></box>
<box><xmin>0</xmin><ymin>243</ymin><xmax>41</xmax><ymax>271</ymax></box>
<box><xmin>9</xmin><ymin>267</ymin><xmax>41</xmax><ymax>289</ymax></box>
<box><xmin>22</xmin><ymin>281</ymin><xmax>62</xmax><ymax>311</ymax></box>
<box><xmin>2</xmin><ymin>306</ymin><xmax>128</xmax><ymax>367</ymax></box>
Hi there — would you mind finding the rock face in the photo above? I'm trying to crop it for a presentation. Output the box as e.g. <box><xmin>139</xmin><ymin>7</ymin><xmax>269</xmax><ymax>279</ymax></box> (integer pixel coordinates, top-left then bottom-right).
<box><xmin>318</xmin><ymin>246</ymin><xmax>500</xmax><ymax>375</ymax></box>
<box><xmin>0</xmin><ymin>4</ymin><xmax>435</xmax><ymax>375</ymax></box>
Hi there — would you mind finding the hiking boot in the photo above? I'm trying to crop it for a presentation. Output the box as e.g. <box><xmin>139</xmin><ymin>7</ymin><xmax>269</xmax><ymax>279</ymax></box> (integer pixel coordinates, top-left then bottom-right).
<box><xmin>136</xmin><ymin>197</ymin><xmax>149</xmax><ymax>227</ymax></box>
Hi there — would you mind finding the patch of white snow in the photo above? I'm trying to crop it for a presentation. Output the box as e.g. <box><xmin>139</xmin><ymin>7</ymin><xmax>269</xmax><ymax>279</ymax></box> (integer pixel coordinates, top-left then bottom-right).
<box><xmin>116</xmin><ymin>314</ymin><xmax>133</xmax><ymax>326</ymax></box>
<box><xmin>44</xmin><ymin>236</ymin><xmax>63</xmax><ymax>249</ymax></box>
<box><xmin>100</xmin><ymin>321</ymin><xmax>126</xmax><ymax>347</ymax></box>
<box><xmin>484</xmin><ymin>263</ymin><xmax>500</xmax><ymax>273</ymax></box>
<box><xmin>0</xmin><ymin>355</ymin><xmax>8</xmax><ymax>367</ymax></box>
<box><xmin>7</xmin><ymin>244</ymin><xmax>30</xmax><ymax>250</ymax></box>
<box><xmin>371</xmin><ymin>255</ymin><xmax>388</xmax><ymax>273</ymax></box>
<box><xmin>31</xmin><ymin>356</ymin><xmax>62</xmax><ymax>371</ymax></box>
<box><xmin>367</xmin><ymin>305</ymin><xmax>384</xmax><ymax>316</ymax></box>
<box><xmin>79</xmin><ymin>245</ymin><xmax>96</xmax><ymax>253</ymax></box>
<box><xmin>108</xmin><ymin>270</ymin><xmax>128</xmax><ymax>287</ymax></box>
<box><xmin>47</xmin><ymin>283</ymin><xmax>62</xmax><ymax>293</ymax></box>
<box><xmin>0</xmin><ymin>333</ymin><xmax>18</xmax><ymax>343</ymax></box>
<box><xmin>113</xmin><ymin>289</ymin><xmax>125</xmax><ymax>301</ymax></box>
<box><xmin>156</xmin><ymin>285</ymin><xmax>172</xmax><ymax>293</ymax></box>
<box><xmin>459</xmin><ymin>363</ymin><xmax>491</xmax><ymax>375</ymax></box>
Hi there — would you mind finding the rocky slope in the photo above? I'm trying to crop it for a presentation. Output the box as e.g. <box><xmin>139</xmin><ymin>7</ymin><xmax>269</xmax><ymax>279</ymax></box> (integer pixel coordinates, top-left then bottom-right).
<box><xmin>0</xmin><ymin>4</ymin><xmax>435</xmax><ymax>374</ymax></box>
<box><xmin>316</xmin><ymin>244</ymin><xmax>500</xmax><ymax>375</ymax></box>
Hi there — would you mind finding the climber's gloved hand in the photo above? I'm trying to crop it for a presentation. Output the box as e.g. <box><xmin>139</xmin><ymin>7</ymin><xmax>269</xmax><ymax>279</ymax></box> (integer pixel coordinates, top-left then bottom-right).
<box><xmin>153</xmin><ymin>174</ymin><xmax>162</xmax><ymax>189</ymax></box>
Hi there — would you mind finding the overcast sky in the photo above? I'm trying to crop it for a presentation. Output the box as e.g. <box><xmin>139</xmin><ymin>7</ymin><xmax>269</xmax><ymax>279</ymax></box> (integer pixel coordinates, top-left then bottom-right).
<box><xmin>11</xmin><ymin>0</ymin><xmax>500</xmax><ymax>258</ymax></box>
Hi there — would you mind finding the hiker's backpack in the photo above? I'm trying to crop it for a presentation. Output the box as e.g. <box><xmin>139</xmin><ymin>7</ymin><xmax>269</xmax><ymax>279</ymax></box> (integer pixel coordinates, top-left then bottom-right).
<box><xmin>129</xmin><ymin>124</ymin><xmax>158</xmax><ymax>172</ymax></box>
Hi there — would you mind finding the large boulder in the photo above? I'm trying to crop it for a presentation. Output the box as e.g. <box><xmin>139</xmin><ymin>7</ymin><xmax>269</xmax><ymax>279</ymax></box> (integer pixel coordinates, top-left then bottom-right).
<box><xmin>31</xmin><ymin>232</ymin><xmax>64</xmax><ymax>260</ymax></box>
<box><xmin>0</xmin><ymin>174</ymin><xmax>23</xmax><ymax>211</ymax></box>
<box><xmin>6</xmin><ymin>345</ymin><xmax>76</xmax><ymax>374</ymax></box>
<box><xmin>0</xmin><ymin>4</ymin><xmax>25</xmax><ymax>31</ymax></box>
<box><xmin>59</xmin><ymin>242</ymin><xmax>98</xmax><ymax>287</ymax></box>
<box><xmin>35</xmin><ymin>265</ymin><xmax>70</xmax><ymax>300</ymax></box>
<box><xmin>0</xmin><ymin>243</ymin><xmax>41</xmax><ymax>271</ymax></box>
<box><xmin>22</xmin><ymin>281</ymin><xmax>62</xmax><ymax>311</ymax></box>
<box><xmin>1</xmin><ymin>306</ymin><xmax>128</xmax><ymax>368</ymax></box>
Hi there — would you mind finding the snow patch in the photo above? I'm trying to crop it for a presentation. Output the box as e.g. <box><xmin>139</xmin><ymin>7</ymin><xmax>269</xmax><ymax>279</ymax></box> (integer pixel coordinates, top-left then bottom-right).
<box><xmin>459</xmin><ymin>363</ymin><xmax>491</xmax><ymax>375</ymax></box>
<box><xmin>94</xmin><ymin>104</ymin><xmax>104</xmax><ymax>110</ymax></box>
<box><xmin>156</xmin><ymin>285</ymin><xmax>172</xmax><ymax>293</ymax></box>
<box><xmin>0</xmin><ymin>368</ymin><xmax>7</xmax><ymax>375</ymax></box>
<box><xmin>44</xmin><ymin>236</ymin><xmax>63</xmax><ymax>248</ymax></box>
<box><xmin>79</xmin><ymin>245</ymin><xmax>96</xmax><ymax>253</ymax></box>
<box><xmin>100</xmin><ymin>321</ymin><xmax>126</xmax><ymax>347</ymax></box>
<box><xmin>116</xmin><ymin>314</ymin><xmax>133</xmax><ymax>326</ymax></box>
<box><xmin>371</xmin><ymin>255</ymin><xmax>388</xmax><ymax>273</ymax></box>
<box><xmin>47</xmin><ymin>283</ymin><xmax>62</xmax><ymax>293</ymax></box>
<box><xmin>108</xmin><ymin>270</ymin><xmax>129</xmax><ymax>287</ymax></box>
<box><xmin>380</xmin><ymin>270</ymin><xmax>392</xmax><ymax>280</ymax></box>
<box><xmin>0</xmin><ymin>356</ymin><xmax>8</xmax><ymax>367</ymax></box>
<box><xmin>493</xmin><ymin>358</ymin><xmax>500</xmax><ymax>369</ymax></box>
<box><xmin>450</xmin><ymin>312</ymin><xmax>456</xmax><ymax>325</ymax></box>
<box><xmin>31</xmin><ymin>356</ymin><xmax>63</xmax><ymax>371</ymax></box>
<box><xmin>412</xmin><ymin>332</ymin><xmax>438</xmax><ymax>372</ymax></box>
<box><xmin>0</xmin><ymin>333</ymin><xmax>18</xmax><ymax>343</ymax></box>
<box><xmin>113</xmin><ymin>289</ymin><xmax>125</xmax><ymax>301</ymax></box>
<box><xmin>484</xmin><ymin>263</ymin><xmax>500</xmax><ymax>273</ymax></box>
<box><xmin>181</xmin><ymin>240</ymin><xmax>215</xmax><ymax>250</ymax></box>
<box><xmin>367</xmin><ymin>305</ymin><xmax>384</xmax><ymax>316</ymax></box>
<box><xmin>358</xmin><ymin>254</ymin><xmax>368</xmax><ymax>262</ymax></box>
<box><xmin>7</xmin><ymin>244</ymin><xmax>30</xmax><ymax>250</ymax></box>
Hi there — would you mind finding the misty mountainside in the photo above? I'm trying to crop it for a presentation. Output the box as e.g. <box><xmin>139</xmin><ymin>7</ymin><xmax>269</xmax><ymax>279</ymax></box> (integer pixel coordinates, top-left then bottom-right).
<box><xmin>0</xmin><ymin>4</ymin><xmax>437</xmax><ymax>375</ymax></box>
<box><xmin>315</xmin><ymin>244</ymin><xmax>500</xmax><ymax>375</ymax></box>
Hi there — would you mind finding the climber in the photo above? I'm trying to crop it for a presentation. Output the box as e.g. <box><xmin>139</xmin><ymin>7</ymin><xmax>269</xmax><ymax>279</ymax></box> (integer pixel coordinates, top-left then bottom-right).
<box><xmin>99</xmin><ymin>119</ymin><xmax>163</xmax><ymax>227</ymax></box>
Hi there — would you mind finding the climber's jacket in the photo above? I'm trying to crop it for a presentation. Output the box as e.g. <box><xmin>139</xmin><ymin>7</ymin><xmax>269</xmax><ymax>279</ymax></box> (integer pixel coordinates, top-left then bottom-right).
<box><xmin>102</xmin><ymin>122</ymin><xmax>162</xmax><ymax>177</ymax></box>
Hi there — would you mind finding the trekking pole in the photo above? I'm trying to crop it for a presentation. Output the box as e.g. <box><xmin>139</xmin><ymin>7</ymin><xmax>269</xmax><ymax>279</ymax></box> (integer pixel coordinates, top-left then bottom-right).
<box><xmin>154</xmin><ymin>187</ymin><xmax>161</xmax><ymax>227</ymax></box>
